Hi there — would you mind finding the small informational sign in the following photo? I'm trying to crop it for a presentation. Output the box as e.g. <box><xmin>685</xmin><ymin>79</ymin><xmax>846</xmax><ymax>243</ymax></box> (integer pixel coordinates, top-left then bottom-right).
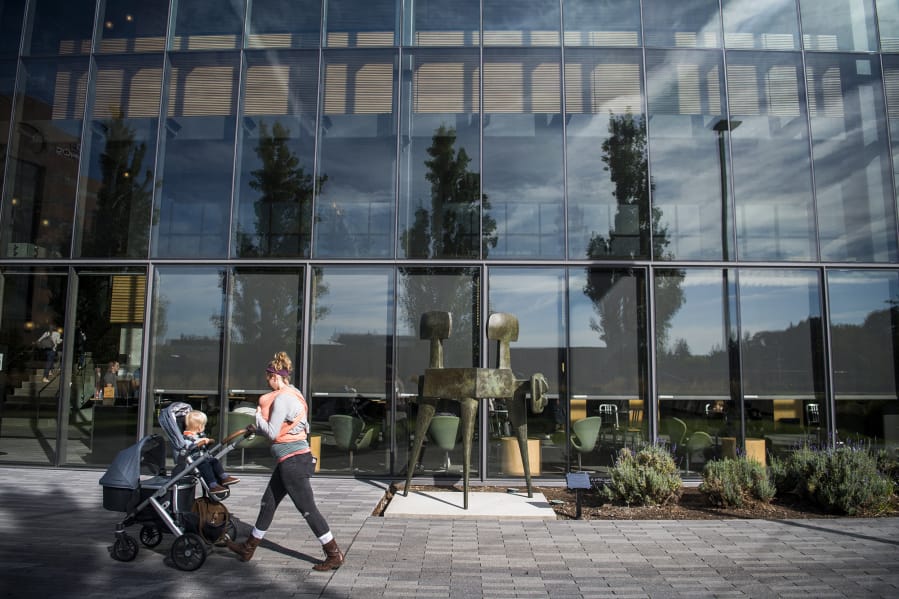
<box><xmin>566</xmin><ymin>471</ymin><xmax>591</xmax><ymax>489</ymax></box>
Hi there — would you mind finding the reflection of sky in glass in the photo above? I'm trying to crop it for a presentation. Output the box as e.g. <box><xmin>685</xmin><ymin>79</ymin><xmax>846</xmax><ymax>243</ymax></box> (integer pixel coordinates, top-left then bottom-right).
<box><xmin>156</xmin><ymin>268</ymin><xmax>223</xmax><ymax>342</ymax></box>
<box><xmin>312</xmin><ymin>268</ymin><xmax>392</xmax><ymax>341</ymax></box>
<box><xmin>659</xmin><ymin>270</ymin><xmax>725</xmax><ymax>355</ymax></box>
<box><xmin>722</xmin><ymin>0</ymin><xmax>799</xmax><ymax>47</ymax></box>
<box><xmin>829</xmin><ymin>270</ymin><xmax>898</xmax><ymax>325</ymax></box>
<box><xmin>569</xmin><ymin>270</ymin><xmax>601</xmax><ymax>347</ymax></box>
<box><xmin>483</xmin><ymin>0</ymin><xmax>560</xmax><ymax>31</ymax></box>
<box><xmin>738</xmin><ymin>270</ymin><xmax>820</xmax><ymax>336</ymax></box>
<box><xmin>489</xmin><ymin>268</ymin><xmax>565</xmax><ymax>347</ymax></box>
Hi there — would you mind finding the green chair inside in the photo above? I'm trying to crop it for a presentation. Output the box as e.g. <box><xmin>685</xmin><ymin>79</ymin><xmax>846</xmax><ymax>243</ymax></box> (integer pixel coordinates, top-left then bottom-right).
<box><xmin>428</xmin><ymin>414</ymin><xmax>461</xmax><ymax>470</ymax></box>
<box><xmin>570</xmin><ymin>416</ymin><xmax>602</xmax><ymax>470</ymax></box>
<box><xmin>684</xmin><ymin>430</ymin><xmax>714</xmax><ymax>471</ymax></box>
<box><xmin>227</xmin><ymin>410</ymin><xmax>270</xmax><ymax>467</ymax></box>
<box><xmin>329</xmin><ymin>414</ymin><xmax>374</xmax><ymax>470</ymax></box>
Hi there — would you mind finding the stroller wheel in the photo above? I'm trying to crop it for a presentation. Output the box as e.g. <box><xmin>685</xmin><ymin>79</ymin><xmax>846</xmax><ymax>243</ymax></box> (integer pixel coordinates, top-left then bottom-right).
<box><xmin>170</xmin><ymin>533</ymin><xmax>207</xmax><ymax>571</ymax></box>
<box><xmin>140</xmin><ymin>524</ymin><xmax>163</xmax><ymax>548</ymax></box>
<box><xmin>110</xmin><ymin>533</ymin><xmax>138</xmax><ymax>562</ymax></box>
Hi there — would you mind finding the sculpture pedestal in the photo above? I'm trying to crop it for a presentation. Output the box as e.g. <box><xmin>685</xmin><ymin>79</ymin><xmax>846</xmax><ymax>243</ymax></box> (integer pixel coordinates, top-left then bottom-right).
<box><xmin>501</xmin><ymin>437</ymin><xmax>541</xmax><ymax>476</ymax></box>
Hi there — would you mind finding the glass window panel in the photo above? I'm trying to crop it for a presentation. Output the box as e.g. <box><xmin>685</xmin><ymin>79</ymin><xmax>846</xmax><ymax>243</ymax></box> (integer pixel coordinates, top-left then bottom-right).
<box><xmin>96</xmin><ymin>0</ymin><xmax>168</xmax><ymax>54</ymax></box>
<box><xmin>24</xmin><ymin>0</ymin><xmax>96</xmax><ymax>56</ymax></box>
<box><xmin>314</xmin><ymin>49</ymin><xmax>397</xmax><ymax>258</ymax></box>
<box><xmin>152</xmin><ymin>52</ymin><xmax>238</xmax><ymax>258</ymax></box>
<box><xmin>568</xmin><ymin>267</ymin><xmax>647</xmax><ymax>471</ymax></box>
<box><xmin>563</xmin><ymin>0</ymin><xmax>641</xmax><ymax>47</ymax></box>
<box><xmin>226</xmin><ymin>267</ymin><xmax>304</xmax><ymax>401</ymax></box>
<box><xmin>247</xmin><ymin>0</ymin><xmax>322</xmax><ymax>48</ymax></box>
<box><xmin>565</xmin><ymin>48</ymin><xmax>648</xmax><ymax>259</ymax></box>
<box><xmin>483</xmin><ymin>48</ymin><xmax>563</xmax><ymax>259</ymax></box>
<box><xmin>646</xmin><ymin>49</ymin><xmax>728</xmax><ymax>260</ymax></box>
<box><xmin>0</xmin><ymin>268</ymin><xmax>67</xmax><ymax>465</ymax></box>
<box><xmin>75</xmin><ymin>54</ymin><xmax>162</xmax><ymax>258</ymax></box>
<box><xmin>1</xmin><ymin>57</ymin><xmax>89</xmax><ymax>259</ymax></box>
<box><xmin>483</xmin><ymin>0</ymin><xmax>561</xmax><ymax>47</ymax></box>
<box><xmin>324</xmin><ymin>0</ymin><xmax>398</xmax><ymax>48</ymax></box>
<box><xmin>149</xmin><ymin>266</ymin><xmax>225</xmax><ymax>437</ymax></box>
<box><xmin>398</xmin><ymin>48</ymin><xmax>482</xmax><ymax>259</ymax></box>
<box><xmin>722</xmin><ymin>0</ymin><xmax>800</xmax><ymax>49</ymax></box>
<box><xmin>878</xmin><ymin>0</ymin><xmax>899</xmax><ymax>51</ymax></box>
<box><xmin>396</xmin><ymin>267</ymin><xmax>479</xmax><ymax>476</ymax></box>
<box><xmin>308</xmin><ymin>266</ymin><xmax>393</xmax><ymax>475</ymax></box>
<box><xmin>726</xmin><ymin>50</ymin><xmax>816</xmax><ymax>261</ymax></box>
<box><xmin>68</xmin><ymin>269</ymin><xmax>146</xmax><ymax>465</ymax></box>
<box><xmin>0</xmin><ymin>0</ymin><xmax>27</xmax><ymax>57</ymax></box>
<box><xmin>829</xmin><ymin>270</ymin><xmax>899</xmax><ymax>398</ymax></box>
<box><xmin>655</xmin><ymin>268</ymin><xmax>729</xmax><ymax>398</ymax></box>
<box><xmin>828</xmin><ymin>269</ymin><xmax>899</xmax><ymax>449</ymax></box>
<box><xmin>235</xmin><ymin>50</ymin><xmax>318</xmax><ymax>258</ymax></box>
<box><xmin>799</xmin><ymin>0</ymin><xmax>877</xmax><ymax>52</ymax></box>
<box><xmin>806</xmin><ymin>54</ymin><xmax>897</xmax><ymax>262</ymax></box>
<box><xmin>656</xmin><ymin>267</ymin><xmax>733</xmax><ymax>472</ymax></box>
<box><xmin>488</xmin><ymin>267</ymin><xmax>566</xmax><ymax>477</ymax></box>
<box><xmin>171</xmin><ymin>0</ymin><xmax>244</xmax><ymax>51</ymax></box>
<box><xmin>738</xmin><ymin>269</ymin><xmax>825</xmax><ymax>454</ymax></box>
<box><xmin>739</xmin><ymin>269</ymin><xmax>824</xmax><ymax>396</ymax></box>
<box><xmin>403</xmin><ymin>0</ymin><xmax>479</xmax><ymax>47</ymax></box>
<box><xmin>642</xmin><ymin>0</ymin><xmax>721</xmax><ymax>49</ymax></box>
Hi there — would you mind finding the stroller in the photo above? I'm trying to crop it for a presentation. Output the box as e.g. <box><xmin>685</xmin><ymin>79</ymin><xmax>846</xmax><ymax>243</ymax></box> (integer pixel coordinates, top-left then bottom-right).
<box><xmin>100</xmin><ymin>402</ymin><xmax>255</xmax><ymax>571</ymax></box>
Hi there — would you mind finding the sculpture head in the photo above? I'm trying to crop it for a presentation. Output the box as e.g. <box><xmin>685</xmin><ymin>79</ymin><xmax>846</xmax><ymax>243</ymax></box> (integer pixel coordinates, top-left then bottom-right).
<box><xmin>488</xmin><ymin>312</ymin><xmax>518</xmax><ymax>370</ymax></box>
<box><xmin>420</xmin><ymin>311</ymin><xmax>452</xmax><ymax>369</ymax></box>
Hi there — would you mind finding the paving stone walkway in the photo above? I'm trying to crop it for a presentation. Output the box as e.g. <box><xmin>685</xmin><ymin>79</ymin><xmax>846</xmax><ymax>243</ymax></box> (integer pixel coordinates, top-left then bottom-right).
<box><xmin>2</xmin><ymin>466</ymin><xmax>898</xmax><ymax>598</ymax></box>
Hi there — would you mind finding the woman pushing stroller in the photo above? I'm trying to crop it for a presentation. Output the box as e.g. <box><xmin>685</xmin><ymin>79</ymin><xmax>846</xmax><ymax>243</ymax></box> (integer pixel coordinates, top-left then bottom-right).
<box><xmin>227</xmin><ymin>352</ymin><xmax>344</xmax><ymax>571</ymax></box>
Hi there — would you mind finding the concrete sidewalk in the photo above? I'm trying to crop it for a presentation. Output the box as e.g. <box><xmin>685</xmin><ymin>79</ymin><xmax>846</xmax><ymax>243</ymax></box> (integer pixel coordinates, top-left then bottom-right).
<box><xmin>2</xmin><ymin>466</ymin><xmax>898</xmax><ymax>598</ymax></box>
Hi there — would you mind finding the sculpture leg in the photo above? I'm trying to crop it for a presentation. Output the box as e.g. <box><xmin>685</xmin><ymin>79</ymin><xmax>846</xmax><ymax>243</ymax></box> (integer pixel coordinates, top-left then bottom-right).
<box><xmin>458</xmin><ymin>397</ymin><xmax>478</xmax><ymax>510</ymax></box>
<box><xmin>508</xmin><ymin>390</ymin><xmax>533</xmax><ymax>498</ymax></box>
<box><xmin>403</xmin><ymin>397</ymin><xmax>438</xmax><ymax>496</ymax></box>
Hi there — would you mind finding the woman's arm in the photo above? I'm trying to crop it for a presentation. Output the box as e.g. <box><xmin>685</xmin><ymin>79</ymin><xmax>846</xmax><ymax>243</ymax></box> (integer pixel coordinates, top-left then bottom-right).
<box><xmin>255</xmin><ymin>392</ymin><xmax>302</xmax><ymax>439</ymax></box>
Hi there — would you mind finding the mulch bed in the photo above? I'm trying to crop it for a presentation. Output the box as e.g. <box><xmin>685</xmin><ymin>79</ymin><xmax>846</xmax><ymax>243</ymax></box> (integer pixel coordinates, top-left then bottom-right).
<box><xmin>378</xmin><ymin>483</ymin><xmax>899</xmax><ymax>520</ymax></box>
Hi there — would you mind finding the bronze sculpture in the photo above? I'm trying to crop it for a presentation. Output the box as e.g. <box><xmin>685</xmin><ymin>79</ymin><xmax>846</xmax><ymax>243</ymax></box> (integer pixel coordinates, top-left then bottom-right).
<box><xmin>403</xmin><ymin>311</ymin><xmax>547</xmax><ymax>509</ymax></box>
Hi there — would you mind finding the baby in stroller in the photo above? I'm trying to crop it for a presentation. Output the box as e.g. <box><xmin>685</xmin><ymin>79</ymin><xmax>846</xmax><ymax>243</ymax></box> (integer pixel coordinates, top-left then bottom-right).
<box><xmin>183</xmin><ymin>409</ymin><xmax>240</xmax><ymax>495</ymax></box>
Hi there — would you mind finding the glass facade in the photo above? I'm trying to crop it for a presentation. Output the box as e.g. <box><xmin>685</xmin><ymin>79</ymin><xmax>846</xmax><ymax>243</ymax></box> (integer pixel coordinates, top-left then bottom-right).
<box><xmin>0</xmin><ymin>1</ymin><xmax>897</xmax><ymax>481</ymax></box>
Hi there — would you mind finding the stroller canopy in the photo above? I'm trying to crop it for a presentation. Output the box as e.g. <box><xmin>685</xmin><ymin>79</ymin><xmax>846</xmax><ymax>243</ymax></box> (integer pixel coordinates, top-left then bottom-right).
<box><xmin>99</xmin><ymin>433</ymin><xmax>167</xmax><ymax>490</ymax></box>
<box><xmin>159</xmin><ymin>401</ymin><xmax>194</xmax><ymax>459</ymax></box>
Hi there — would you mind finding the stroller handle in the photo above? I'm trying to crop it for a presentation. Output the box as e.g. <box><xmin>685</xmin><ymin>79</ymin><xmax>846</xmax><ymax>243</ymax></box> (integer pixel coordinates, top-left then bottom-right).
<box><xmin>222</xmin><ymin>427</ymin><xmax>257</xmax><ymax>446</ymax></box>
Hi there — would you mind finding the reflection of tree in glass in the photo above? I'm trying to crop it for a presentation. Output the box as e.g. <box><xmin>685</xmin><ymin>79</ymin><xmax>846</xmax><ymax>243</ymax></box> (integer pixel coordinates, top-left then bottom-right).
<box><xmin>402</xmin><ymin>125</ymin><xmax>496</xmax><ymax>258</ymax></box>
<box><xmin>584</xmin><ymin>113</ymin><xmax>683</xmax><ymax>367</ymax></box>
<box><xmin>236</xmin><ymin>121</ymin><xmax>324</xmax><ymax>257</ymax></box>
<box><xmin>397</xmin><ymin>267</ymin><xmax>480</xmax><ymax>367</ymax></box>
<box><xmin>83</xmin><ymin>115</ymin><xmax>153</xmax><ymax>257</ymax></box>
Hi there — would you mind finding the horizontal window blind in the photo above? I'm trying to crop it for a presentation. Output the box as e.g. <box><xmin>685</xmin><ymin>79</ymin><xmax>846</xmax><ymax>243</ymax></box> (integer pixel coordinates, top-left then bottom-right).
<box><xmin>93</xmin><ymin>56</ymin><xmax>162</xmax><ymax>119</ymax></box>
<box><xmin>244</xmin><ymin>52</ymin><xmax>318</xmax><ymax>116</ymax></box>
<box><xmin>412</xmin><ymin>51</ymin><xmax>479</xmax><ymax>114</ymax></box>
<box><xmin>323</xmin><ymin>52</ymin><xmax>395</xmax><ymax>115</ymax></box>
<box><xmin>483</xmin><ymin>49</ymin><xmax>560</xmax><ymax>113</ymax></box>
<box><xmin>167</xmin><ymin>55</ymin><xmax>238</xmax><ymax>117</ymax></box>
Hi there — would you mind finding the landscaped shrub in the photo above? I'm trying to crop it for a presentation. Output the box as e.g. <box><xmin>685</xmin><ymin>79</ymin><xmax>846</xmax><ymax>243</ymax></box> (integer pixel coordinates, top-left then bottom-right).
<box><xmin>699</xmin><ymin>456</ymin><xmax>775</xmax><ymax>508</ymax></box>
<box><xmin>770</xmin><ymin>444</ymin><xmax>894</xmax><ymax>515</ymax></box>
<box><xmin>875</xmin><ymin>449</ymin><xmax>899</xmax><ymax>486</ymax></box>
<box><xmin>603</xmin><ymin>445</ymin><xmax>682</xmax><ymax>506</ymax></box>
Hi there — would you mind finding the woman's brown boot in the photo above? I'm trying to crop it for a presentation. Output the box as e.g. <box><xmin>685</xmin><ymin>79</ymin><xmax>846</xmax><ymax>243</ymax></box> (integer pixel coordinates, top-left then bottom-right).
<box><xmin>312</xmin><ymin>539</ymin><xmax>344</xmax><ymax>571</ymax></box>
<box><xmin>226</xmin><ymin>535</ymin><xmax>261</xmax><ymax>562</ymax></box>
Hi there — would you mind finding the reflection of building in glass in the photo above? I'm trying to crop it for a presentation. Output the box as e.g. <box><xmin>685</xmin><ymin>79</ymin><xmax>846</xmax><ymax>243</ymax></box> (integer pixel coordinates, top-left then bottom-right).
<box><xmin>0</xmin><ymin>1</ymin><xmax>898</xmax><ymax>478</ymax></box>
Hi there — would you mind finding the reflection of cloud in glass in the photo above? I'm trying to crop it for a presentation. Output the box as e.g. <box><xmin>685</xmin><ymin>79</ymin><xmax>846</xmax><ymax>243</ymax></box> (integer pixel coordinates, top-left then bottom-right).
<box><xmin>313</xmin><ymin>271</ymin><xmax>391</xmax><ymax>339</ymax></box>
<box><xmin>159</xmin><ymin>275</ymin><xmax>222</xmax><ymax>342</ymax></box>
<box><xmin>723</xmin><ymin>0</ymin><xmax>799</xmax><ymax>41</ymax></box>
<box><xmin>829</xmin><ymin>271</ymin><xmax>898</xmax><ymax>325</ymax></box>
<box><xmin>490</xmin><ymin>270</ymin><xmax>564</xmax><ymax>347</ymax></box>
